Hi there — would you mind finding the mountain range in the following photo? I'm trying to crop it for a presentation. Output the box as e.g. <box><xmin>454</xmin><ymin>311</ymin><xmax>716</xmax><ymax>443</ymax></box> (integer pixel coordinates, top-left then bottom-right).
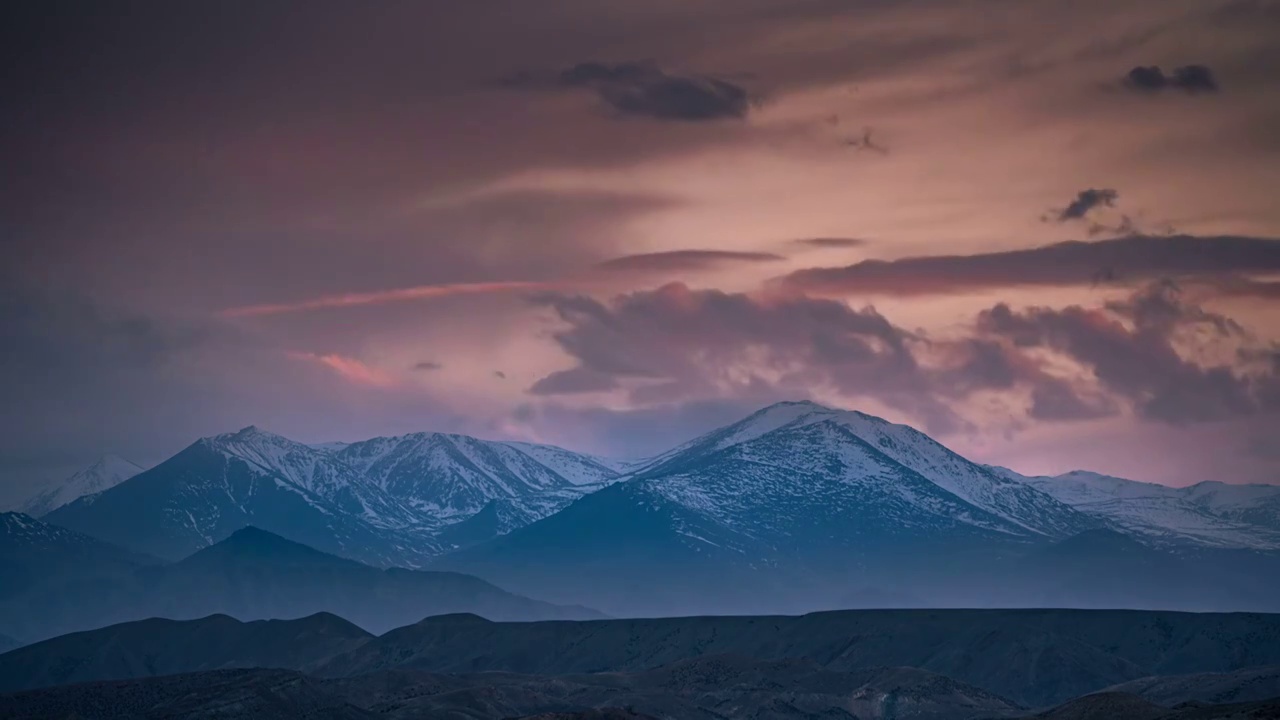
<box><xmin>7</xmin><ymin>400</ymin><xmax>1280</xmax><ymax>619</ymax></box>
<box><xmin>39</xmin><ymin>426</ymin><xmax>622</xmax><ymax>568</ymax></box>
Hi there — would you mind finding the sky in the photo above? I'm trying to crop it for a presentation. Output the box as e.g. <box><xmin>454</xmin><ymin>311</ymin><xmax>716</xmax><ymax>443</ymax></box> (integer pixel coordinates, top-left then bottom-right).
<box><xmin>3</xmin><ymin>0</ymin><xmax>1279</xmax><ymax>499</ymax></box>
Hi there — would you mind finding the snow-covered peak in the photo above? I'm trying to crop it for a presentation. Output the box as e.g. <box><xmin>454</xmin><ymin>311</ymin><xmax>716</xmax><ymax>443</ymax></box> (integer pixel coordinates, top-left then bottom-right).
<box><xmin>19</xmin><ymin>455</ymin><xmax>144</xmax><ymax>518</ymax></box>
<box><xmin>640</xmin><ymin>400</ymin><xmax>1090</xmax><ymax>538</ymax></box>
<box><xmin>1013</xmin><ymin>470</ymin><xmax>1280</xmax><ymax>550</ymax></box>
<box><xmin>2</xmin><ymin>511</ymin><xmax>102</xmax><ymax>549</ymax></box>
<box><xmin>1181</xmin><ymin>480</ymin><xmax>1280</xmax><ymax>510</ymax></box>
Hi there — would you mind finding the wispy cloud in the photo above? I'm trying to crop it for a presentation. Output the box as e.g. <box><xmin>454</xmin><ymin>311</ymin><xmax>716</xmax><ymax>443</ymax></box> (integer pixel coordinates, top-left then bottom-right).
<box><xmin>595</xmin><ymin>249</ymin><xmax>785</xmax><ymax>273</ymax></box>
<box><xmin>780</xmin><ymin>235</ymin><xmax>1280</xmax><ymax>296</ymax></box>
<box><xmin>287</xmin><ymin>352</ymin><xmax>394</xmax><ymax>387</ymax></box>
<box><xmin>221</xmin><ymin>281</ymin><xmax>557</xmax><ymax>317</ymax></box>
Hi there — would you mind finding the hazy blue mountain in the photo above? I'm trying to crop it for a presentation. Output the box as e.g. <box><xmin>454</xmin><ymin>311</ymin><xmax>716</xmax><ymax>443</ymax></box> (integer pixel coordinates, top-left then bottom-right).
<box><xmin>0</xmin><ymin>526</ymin><xmax>600</xmax><ymax>642</ymax></box>
<box><xmin>0</xmin><ymin>512</ymin><xmax>156</xmax><ymax>603</ymax></box>
<box><xmin>17</xmin><ymin>455</ymin><xmax>143</xmax><ymax>518</ymax></box>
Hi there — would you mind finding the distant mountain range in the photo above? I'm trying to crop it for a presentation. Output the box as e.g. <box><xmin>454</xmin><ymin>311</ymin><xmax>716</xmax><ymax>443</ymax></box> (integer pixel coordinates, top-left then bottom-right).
<box><xmin>0</xmin><ymin>515</ymin><xmax>598</xmax><ymax>644</ymax></box>
<box><xmin>39</xmin><ymin>426</ymin><xmax>621</xmax><ymax>568</ymax></box>
<box><xmin>7</xmin><ymin>400</ymin><xmax>1280</xmax><ymax>618</ymax></box>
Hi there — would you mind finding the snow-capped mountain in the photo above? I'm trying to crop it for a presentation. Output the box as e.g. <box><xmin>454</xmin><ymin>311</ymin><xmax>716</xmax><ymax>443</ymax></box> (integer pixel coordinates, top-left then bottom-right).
<box><xmin>1003</xmin><ymin>469</ymin><xmax>1280</xmax><ymax>550</ymax></box>
<box><xmin>637</xmin><ymin>401</ymin><xmax>1096</xmax><ymax>539</ymax></box>
<box><xmin>19</xmin><ymin>455</ymin><xmax>143</xmax><ymax>518</ymax></box>
<box><xmin>435</xmin><ymin>401</ymin><xmax>1101</xmax><ymax>615</ymax></box>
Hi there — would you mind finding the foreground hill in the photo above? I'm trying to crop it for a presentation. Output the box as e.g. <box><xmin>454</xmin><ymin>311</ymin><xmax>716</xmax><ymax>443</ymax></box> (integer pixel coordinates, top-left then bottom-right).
<box><xmin>0</xmin><ymin>658</ymin><xmax>1023</xmax><ymax>720</ymax></box>
<box><xmin>6</xmin><ymin>607</ymin><xmax>1280</xmax><ymax>707</ymax></box>
<box><xmin>315</xmin><ymin>609</ymin><xmax>1280</xmax><ymax>707</ymax></box>
<box><xmin>0</xmin><ymin>613</ymin><xmax>370</xmax><ymax>693</ymax></box>
<box><xmin>1009</xmin><ymin>691</ymin><xmax>1280</xmax><ymax>720</ymax></box>
<box><xmin>1104</xmin><ymin>666</ymin><xmax>1280</xmax><ymax>706</ymax></box>
<box><xmin>0</xmin><ymin>526</ymin><xmax>599</xmax><ymax>642</ymax></box>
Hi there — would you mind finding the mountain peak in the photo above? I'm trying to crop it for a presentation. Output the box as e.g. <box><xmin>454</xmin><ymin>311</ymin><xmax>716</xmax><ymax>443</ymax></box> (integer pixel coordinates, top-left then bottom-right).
<box><xmin>180</xmin><ymin>526</ymin><xmax>351</xmax><ymax>566</ymax></box>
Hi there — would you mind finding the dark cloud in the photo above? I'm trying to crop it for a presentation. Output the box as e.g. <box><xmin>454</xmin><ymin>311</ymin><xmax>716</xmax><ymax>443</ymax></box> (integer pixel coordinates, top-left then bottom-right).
<box><xmin>493</xmin><ymin>370</ymin><xmax>507</xmax><ymax>380</ymax></box>
<box><xmin>1123</xmin><ymin>64</ymin><xmax>1221</xmax><ymax>93</ymax></box>
<box><xmin>792</xmin><ymin>237</ymin><xmax>868</xmax><ymax>248</ymax></box>
<box><xmin>595</xmin><ymin>249</ymin><xmax>785</xmax><ymax>273</ymax></box>
<box><xmin>526</xmin><ymin>283</ymin><xmax>1125</xmax><ymax>436</ymax></box>
<box><xmin>528</xmin><ymin>368</ymin><xmax>620</xmax><ymax>395</ymax></box>
<box><xmin>1056</xmin><ymin>188</ymin><xmax>1120</xmax><ymax>222</ymax></box>
<box><xmin>412</xmin><ymin>361</ymin><xmax>443</xmax><ymax>371</ymax></box>
<box><xmin>977</xmin><ymin>282</ymin><xmax>1277</xmax><ymax>424</ymax></box>
<box><xmin>780</xmin><ymin>234</ymin><xmax>1280</xmax><ymax>296</ymax></box>
<box><xmin>528</xmin><ymin>282</ymin><xmax>968</xmax><ymax>433</ymax></box>
<box><xmin>558</xmin><ymin>61</ymin><xmax>752</xmax><ymax>121</ymax></box>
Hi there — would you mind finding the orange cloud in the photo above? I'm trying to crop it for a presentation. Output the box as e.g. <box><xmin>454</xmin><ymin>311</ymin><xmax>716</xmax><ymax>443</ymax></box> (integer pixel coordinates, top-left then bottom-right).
<box><xmin>287</xmin><ymin>352</ymin><xmax>394</xmax><ymax>387</ymax></box>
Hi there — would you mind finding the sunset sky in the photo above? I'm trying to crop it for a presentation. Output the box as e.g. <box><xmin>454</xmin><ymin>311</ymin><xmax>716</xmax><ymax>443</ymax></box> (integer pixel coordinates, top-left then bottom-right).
<box><xmin>3</xmin><ymin>0</ymin><xmax>1279</xmax><ymax>498</ymax></box>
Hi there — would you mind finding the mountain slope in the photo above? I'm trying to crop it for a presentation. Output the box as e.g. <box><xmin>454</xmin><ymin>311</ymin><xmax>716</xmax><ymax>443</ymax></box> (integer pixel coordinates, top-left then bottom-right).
<box><xmin>1105</xmin><ymin>666</ymin><xmax>1280</xmax><ymax>706</ymax></box>
<box><xmin>0</xmin><ymin>512</ymin><xmax>156</xmax><ymax>603</ymax></box>
<box><xmin>0</xmin><ymin>669</ymin><xmax>374</xmax><ymax>720</ymax></box>
<box><xmin>1007</xmin><ymin>470</ymin><xmax>1280</xmax><ymax>550</ymax></box>
<box><xmin>334</xmin><ymin>432</ymin><xmax>615</xmax><ymax>531</ymax></box>
<box><xmin>19</xmin><ymin>455</ymin><xmax>143</xmax><ymax>518</ymax></box>
<box><xmin>203</xmin><ymin>427</ymin><xmax>421</xmax><ymax>529</ymax></box>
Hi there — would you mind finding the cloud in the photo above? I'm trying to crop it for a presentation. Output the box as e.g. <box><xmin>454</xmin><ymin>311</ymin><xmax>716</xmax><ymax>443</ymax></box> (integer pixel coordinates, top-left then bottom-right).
<box><xmin>594</xmin><ymin>249</ymin><xmax>785</xmax><ymax>273</ymax></box>
<box><xmin>220</xmin><ymin>280</ymin><xmax>556</xmax><ymax>318</ymax></box>
<box><xmin>493</xmin><ymin>370</ymin><xmax>507</xmax><ymax>380</ymax></box>
<box><xmin>976</xmin><ymin>282</ymin><xmax>1277</xmax><ymax>424</ymax></box>
<box><xmin>780</xmin><ymin>234</ymin><xmax>1280</xmax><ymax>296</ymax></box>
<box><xmin>557</xmin><ymin>61</ymin><xmax>751</xmax><ymax>121</ymax></box>
<box><xmin>1123</xmin><ymin>64</ymin><xmax>1221</xmax><ymax>93</ymax></box>
<box><xmin>529</xmin><ymin>283</ymin><xmax>982</xmax><ymax>435</ymax></box>
<box><xmin>288</xmin><ymin>352</ymin><xmax>394</xmax><ymax>387</ymax></box>
<box><xmin>1055</xmin><ymin>188</ymin><xmax>1120</xmax><ymax>222</ymax></box>
<box><xmin>526</xmin><ymin>279</ymin><xmax>1278</xmax><ymax>448</ymax></box>
<box><xmin>528</xmin><ymin>367</ymin><xmax>620</xmax><ymax>395</ymax></box>
<box><xmin>412</xmin><ymin>361</ymin><xmax>443</xmax><ymax>371</ymax></box>
<box><xmin>792</xmin><ymin>237</ymin><xmax>868</xmax><ymax>248</ymax></box>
